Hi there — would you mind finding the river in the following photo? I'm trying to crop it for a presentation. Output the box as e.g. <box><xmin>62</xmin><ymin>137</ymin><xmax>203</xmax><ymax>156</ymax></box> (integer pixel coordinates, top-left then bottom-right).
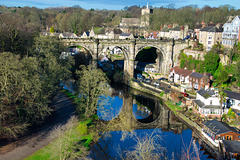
<box><xmin>91</xmin><ymin>85</ymin><xmax>214</xmax><ymax>160</ymax></box>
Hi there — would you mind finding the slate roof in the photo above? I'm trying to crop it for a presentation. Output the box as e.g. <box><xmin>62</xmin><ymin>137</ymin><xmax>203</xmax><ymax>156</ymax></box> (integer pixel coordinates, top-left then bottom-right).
<box><xmin>208</xmin><ymin>27</ymin><xmax>223</xmax><ymax>32</ymax></box>
<box><xmin>190</xmin><ymin>72</ymin><xmax>204</xmax><ymax>79</ymax></box>
<box><xmin>203</xmin><ymin>119</ymin><xmax>237</xmax><ymax>135</ymax></box>
<box><xmin>120</xmin><ymin>33</ymin><xmax>131</xmax><ymax>36</ymax></box>
<box><xmin>224</xmin><ymin>90</ymin><xmax>240</xmax><ymax>100</ymax></box>
<box><xmin>170</xmin><ymin>26</ymin><xmax>182</xmax><ymax>31</ymax></box>
<box><xmin>203</xmin><ymin>105</ymin><xmax>221</xmax><ymax>109</ymax></box>
<box><xmin>83</xmin><ymin>31</ymin><xmax>89</xmax><ymax>36</ymax></box>
<box><xmin>195</xmin><ymin>25</ymin><xmax>203</xmax><ymax>29</ymax></box>
<box><xmin>193</xmin><ymin>99</ymin><xmax>205</xmax><ymax>108</ymax></box>
<box><xmin>113</xmin><ymin>29</ymin><xmax>122</xmax><ymax>34</ymax></box>
<box><xmin>223</xmin><ymin>140</ymin><xmax>240</xmax><ymax>153</ymax></box>
<box><xmin>161</xmin><ymin>27</ymin><xmax>169</xmax><ymax>32</ymax></box>
<box><xmin>200</xmin><ymin>26</ymin><xmax>223</xmax><ymax>32</ymax></box>
<box><xmin>197</xmin><ymin>88</ymin><xmax>215</xmax><ymax>99</ymax></box>
<box><xmin>200</xmin><ymin>26</ymin><xmax>213</xmax><ymax>31</ymax></box>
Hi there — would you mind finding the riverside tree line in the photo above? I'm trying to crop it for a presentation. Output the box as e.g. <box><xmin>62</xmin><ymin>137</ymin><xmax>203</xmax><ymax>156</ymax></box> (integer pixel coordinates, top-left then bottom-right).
<box><xmin>0</xmin><ymin>4</ymin><xmax>240</xmax><ymax>158</ymax></box>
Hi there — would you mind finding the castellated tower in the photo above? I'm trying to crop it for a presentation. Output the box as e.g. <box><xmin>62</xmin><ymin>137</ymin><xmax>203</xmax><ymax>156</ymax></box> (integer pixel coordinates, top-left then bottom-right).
<box><xmin>141</xmin><ymin>1</ymin><xmax>153</xmax><ymax>27</ymax></box>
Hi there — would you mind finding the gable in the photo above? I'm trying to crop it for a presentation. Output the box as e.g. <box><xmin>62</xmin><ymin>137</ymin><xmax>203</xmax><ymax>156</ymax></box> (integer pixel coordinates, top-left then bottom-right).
<box><xmin>231</xmin><ymin>16</ymin><xmax>240</xmax><ymax>25</ymax></box>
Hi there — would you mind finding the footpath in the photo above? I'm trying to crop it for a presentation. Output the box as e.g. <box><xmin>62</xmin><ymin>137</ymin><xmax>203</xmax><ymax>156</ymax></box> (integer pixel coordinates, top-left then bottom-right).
<box><xmin>0</xmin><ymin>93</ymin><xmax>76</xmax><ymax>160</ymax></box>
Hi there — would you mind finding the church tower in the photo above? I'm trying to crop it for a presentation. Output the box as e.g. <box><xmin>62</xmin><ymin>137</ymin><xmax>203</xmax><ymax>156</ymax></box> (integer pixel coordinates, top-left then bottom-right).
<box><xmin>141</xmin><ymin>0</ymin><xmax>152</xmax><ymax>27</ymax></box>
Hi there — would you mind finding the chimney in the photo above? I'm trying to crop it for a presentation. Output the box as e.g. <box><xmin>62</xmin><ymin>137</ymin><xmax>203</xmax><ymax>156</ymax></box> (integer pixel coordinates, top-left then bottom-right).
<box><xmin>173</xmin><ymin>23</ymin><xmax>178</xmax><ymax>27</ymax></box>
<box><xmin>168</xmin><ymin>24</ymin><xmax>173</xmax><ymax>29</ymax></box>
<box><xmin>164</xmin><ymin>24</ymin><xmax>167</xmax><ymax>28</ymax></box>
<box><xmin>181</xmin><ymin>26</ymin><xmax>184</xmax><ymax>30</ymax></box>
<box><xmin>201</xmin><ymin>22</ymin><xmax>206</xmax><ymax>28</ymax></box>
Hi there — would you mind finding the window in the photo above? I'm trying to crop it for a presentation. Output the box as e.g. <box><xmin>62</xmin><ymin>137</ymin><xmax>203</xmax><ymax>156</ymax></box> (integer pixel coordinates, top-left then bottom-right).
<box><xmin>226</xmin><ymin>135</ymin><xmax>233</xmax><ymax>140</ymax></box>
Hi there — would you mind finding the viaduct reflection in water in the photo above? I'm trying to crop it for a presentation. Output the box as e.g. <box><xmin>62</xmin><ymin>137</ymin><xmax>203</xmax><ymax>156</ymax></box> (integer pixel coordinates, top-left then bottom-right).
<box><xmin>97</xmin><ymin>86</ymin><xmax>187</xmax><ymax>134</ymax></box>
<box><xmin>93</xmin><ymin>86</ymin><xmax>212</xmax><ymax>160</ymax></box>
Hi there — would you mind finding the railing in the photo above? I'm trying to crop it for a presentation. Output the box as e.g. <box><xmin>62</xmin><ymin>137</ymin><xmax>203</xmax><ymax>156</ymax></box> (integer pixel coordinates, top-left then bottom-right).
<box><xmin>201</xmin><ymin>131</ymin><xmax>219</xmax><ymax>147</ymax></box>
<box><xmin>222</xmin><ymin>33</ymin><xmax>238</xmax><ymax>39</ymax></box>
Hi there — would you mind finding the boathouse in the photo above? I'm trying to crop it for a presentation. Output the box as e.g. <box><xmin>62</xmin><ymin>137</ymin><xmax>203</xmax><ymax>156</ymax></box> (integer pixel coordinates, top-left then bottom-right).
<box><xmin>203</xmin><ymin>119</ymin><xmax>240</xmax><ymax>142</ymax></box>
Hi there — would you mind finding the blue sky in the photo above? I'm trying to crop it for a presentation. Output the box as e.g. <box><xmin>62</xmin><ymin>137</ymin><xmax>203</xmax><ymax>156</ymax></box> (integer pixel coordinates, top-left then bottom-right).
<box><xmin>1</xmin><ymin>0</ymin><xmax>239</xmax><ymax>10</ymax></box>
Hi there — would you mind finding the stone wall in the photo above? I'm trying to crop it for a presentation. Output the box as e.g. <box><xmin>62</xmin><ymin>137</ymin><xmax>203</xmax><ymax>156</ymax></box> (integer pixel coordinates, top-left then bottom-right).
<box><xmin>129</xmin><ymin>80</ymin><xmax>164</xmax><ymax>99</ymax></box>
<box><xmin>183</xmin><ymin>49</ymin><xmax>205</xmax><ymax>60</ymax></box>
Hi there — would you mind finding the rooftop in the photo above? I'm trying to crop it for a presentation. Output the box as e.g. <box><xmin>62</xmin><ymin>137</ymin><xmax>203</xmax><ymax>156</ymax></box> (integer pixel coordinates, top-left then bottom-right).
<box><xmin>193</xmin><ymin>99</ymin><xmax>205</xmax><ymax>108</ymax></box>
<box><xmin>223</xmin><ymin>140</ymin><xmax>240</xmax><ymax>153</ymax></box>
<box><xmin>190</xmin><ymin>72</ymin><xmax>204</xmax><ymax>79</ymax></box>
<box><xmin>170</xmin><ymin>66</ymin><xmax>192</xmax><ymax>77</ymax></box>
<box><xmin>203</xmin><ymin>119</ymin><xmax>237</xmax><ymax>135</ymax></box>
<box><xmin>224</xmin><ymin>90</ymin><xmax>240</xmax><ymax>101</ymax></box>
<box><xmin>197</xmin><ymin>88</ymin><xmax>215</xmax><ymax>99</ymax></box>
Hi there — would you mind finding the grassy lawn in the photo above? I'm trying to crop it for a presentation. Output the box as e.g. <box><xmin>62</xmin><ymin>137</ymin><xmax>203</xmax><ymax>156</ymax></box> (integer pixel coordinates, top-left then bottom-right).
<box><xmin>165</xmin><ymin>101</ymin><xmax>182</xmax><ymax>113</ymax></box>
<box><xmin>25</xmin><ymin>118</ymin><xmax>94</xmax><ymax>160</ymax></box>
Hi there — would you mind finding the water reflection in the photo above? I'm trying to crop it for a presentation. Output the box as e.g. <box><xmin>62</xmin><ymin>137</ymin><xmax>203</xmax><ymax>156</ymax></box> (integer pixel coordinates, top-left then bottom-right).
<box><xmin>91</xmin><ymin>129</ymin><xmax>211</xmax><ymax>160</ymax></box>
<box><xmin>92</xmin><ymin>86</ymin><xmax>213</xmax><ymax>160</ymax></box>
<box><xmin>97</xmin><ymin>96</ymin><xmax>123</xmax><ymax>121</ymax></box>
<box><xmin>133</xmin><ymin>96</ymin><xmax>152</xmax><ymax>120</ymax></box>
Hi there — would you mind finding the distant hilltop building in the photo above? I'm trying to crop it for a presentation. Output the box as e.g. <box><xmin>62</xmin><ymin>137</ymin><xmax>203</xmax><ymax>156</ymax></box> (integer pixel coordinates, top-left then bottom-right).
<box><xmin>119</xmin><ymin>1</ymin><xmax>153</xmax><ymax>36</ymax></box>
<box><xmin>141</xmin><ymin>1</ymin><xmax>153</xmax><ymax>27</ymax></box>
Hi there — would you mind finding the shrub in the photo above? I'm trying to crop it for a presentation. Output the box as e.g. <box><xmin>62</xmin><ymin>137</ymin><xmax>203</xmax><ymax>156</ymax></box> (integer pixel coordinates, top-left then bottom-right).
<box><xmin>50</xmin><ymin>26</ymin><xmax>55</xmax><ymax>33</ymax></box>
<box><xmin>228</xmin><ymin>108</ymin><xmax>232</xmax><ymax>115</ymax></box>
<box><xmin>222</xmin><ymin>114</ymin><xmax>226</xmax><ymax>120</ymax></box>
<box><xmin>77</xmin><ymin>123</ymin><xmax>88</xmax><ymax>135</ymax></box>
<box><xmin>231</xmin><ymin>112</ymin><xmax>236</xmax><ymax>119</ymax></box>
<box><xmin>160</xmin><ymin>92</ymin><xmax>165</xmax><ymax>97</ymax></box>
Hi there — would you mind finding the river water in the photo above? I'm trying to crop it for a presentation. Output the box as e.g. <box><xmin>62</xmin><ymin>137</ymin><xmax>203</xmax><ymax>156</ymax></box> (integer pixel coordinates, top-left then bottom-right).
<box><xmin>91</xmin><ymin>86</ymin><xmax>214</xmax><ymax>160</ymax></box>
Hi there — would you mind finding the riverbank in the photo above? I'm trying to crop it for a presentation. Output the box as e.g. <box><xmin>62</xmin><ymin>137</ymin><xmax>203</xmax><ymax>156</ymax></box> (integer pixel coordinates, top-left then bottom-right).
<box><xmin>24</xmin><ymin>90</ymin><xmax>95</xmax><ymax>160</ymax></box>
<box><xmin>128</xmin><ymin>80</ymin><xmax>220</xmax><ymax>159</ymax></box>
<box><xmin>0</xmin><ymin>93</ymin><xmax>76</xmax><ymax>160</ymax></box>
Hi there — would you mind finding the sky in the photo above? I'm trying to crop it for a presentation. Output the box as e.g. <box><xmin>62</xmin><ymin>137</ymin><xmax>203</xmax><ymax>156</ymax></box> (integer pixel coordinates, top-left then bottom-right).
<box><xmin>1</xmin><ymin>0</ymin><xmax>239</xmax><ymax>10</ymax></box>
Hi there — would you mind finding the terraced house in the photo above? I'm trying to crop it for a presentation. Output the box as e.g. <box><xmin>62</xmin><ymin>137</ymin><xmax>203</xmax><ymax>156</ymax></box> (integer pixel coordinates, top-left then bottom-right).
<box><xmin>222</xmin><ymin>15</ymin><xmax>240</xmax><ymax>48</ymax></box>
<box><xmin>198</xmin><ymin>24</ymin><xmax>223</xmax><ymax>51</ymax></box>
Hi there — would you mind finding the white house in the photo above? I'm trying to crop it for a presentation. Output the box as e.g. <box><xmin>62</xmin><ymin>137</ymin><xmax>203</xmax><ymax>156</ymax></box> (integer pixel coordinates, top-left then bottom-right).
<box><xmin>144</xmin><ymin>64</ymin><xmax>155</xmax><ymax>72</ymax></box>
<box><xmin>59</xmin><ymin>32</ymin><xmax>78</xmax><ymax>39</ymax></box>
<box><xmin>119</xmin><ymin>33</ymin><xmax>135</xmax><ymax>39</ymax></box>
<box><xmin>168</xmin><ymin>66</ymin><xmax>192</xmax><ymax>84</ymax></box>
<box><xmin>193</xmin><ymin>88</ymin><xmax>228</xmax><ymax>117</ymax></box>
<box><xmin>224</xmin><ymin>90</ymin><xmax>240</xmax><ymax>111</ymax></box>
<box><xmin>222</xmin><ymin>15</ymin><xmax>240</xmax><ymax>48</ymax></box>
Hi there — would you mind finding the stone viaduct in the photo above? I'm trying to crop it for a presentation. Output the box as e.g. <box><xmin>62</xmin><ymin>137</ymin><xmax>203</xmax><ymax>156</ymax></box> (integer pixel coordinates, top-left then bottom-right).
<box><xmin>61</xmin><ymin>38</ymin><xmax>188</xmax><ymax>83</ymax></box>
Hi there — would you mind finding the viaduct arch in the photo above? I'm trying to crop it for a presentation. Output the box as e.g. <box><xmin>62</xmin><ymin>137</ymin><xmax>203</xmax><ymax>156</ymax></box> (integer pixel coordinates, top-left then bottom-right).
<box><xmin>61</xmin><ymin>38</ymin><xmax>188</xmax><ymax>84</ymax></box>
